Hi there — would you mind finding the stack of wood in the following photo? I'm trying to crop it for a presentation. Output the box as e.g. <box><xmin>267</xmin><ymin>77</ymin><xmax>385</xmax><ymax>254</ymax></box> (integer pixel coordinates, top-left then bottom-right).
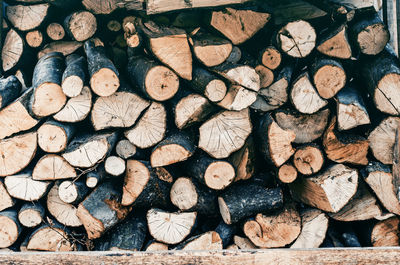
<box><xmin>0</xmin><ymin>0</ymin><xmax>399</xmax><ymax>252</ymax></box>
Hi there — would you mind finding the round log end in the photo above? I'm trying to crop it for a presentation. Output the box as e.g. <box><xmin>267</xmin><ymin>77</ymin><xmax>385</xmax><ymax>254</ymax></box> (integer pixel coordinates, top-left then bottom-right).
<box><xmin>278</xmin><ymin>164</ymin><xmax>298</xmax><ymax>183</ymax></box>
<box><xmin>37</xmin><ymin>123</ymin><xmax>68</xmax><ymax>153</ymax></box>
<box><xmin>18</xmin><ymin>209</ymin><xmax>42</xmax><ymax>228</ymax></box>
<box><xmin>204</xmin><ymin>161</ymin><xmax>235</xmax><ymax>190</ymax></box>
<box><xmin>90</xmin><ymin>68</ymin><xmax>120</xmax><ymax>97</ymax></box>
<box><xmin>105</xmin><ymin>156</ymin><xmax>126</xmax><ymax>176</ymax></box>
<box><xmin>0</xmin><ymin>215</ymin><xmax>19</xmax><ymax>248</ymax></box>
<box><xmin>313</xmin><ymin>64</ymin><xmax>346</xmax><ymax>99</ymax></box>
<box><xmin>357</xmin><ymin>23</ymin><xmax>389</xmax><ymax>55</ymax></box>
<box><xmin>293</xmin><ymin>145</ymin><xmax>324</xmax><ymax>175</ymax></box>
<box><xmin>32</xmin><ymin>83</ymin><xmax>67</xmax><ymax>117</ymax></box>
<box><xmin>145</xmin><ymin>66</ymin><xmax>179</xmax><ymax>101</ymax></box>
<box><xmin>170</xmin><ymin>177</ymin><xmax>198</xmax><ymax>211</ymax></box>
<box><xmin>205</xmin><ymin>79</ymin><xmax>227</xmax><ymax>102</ymax></box>
<box><xmin>62</xmin><ymin>76</ymin><xmax>84</xmax><ymax>97</ymax></box>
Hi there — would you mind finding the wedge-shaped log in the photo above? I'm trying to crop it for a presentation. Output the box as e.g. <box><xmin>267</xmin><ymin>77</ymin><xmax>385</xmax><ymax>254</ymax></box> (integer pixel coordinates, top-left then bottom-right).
<box><xmin>32</xmin><ymin>154</ymin><xmax>76</xmax><ymax>181</ymax></box>
<box><xmin>53</xmin><ymin>86</ymin><xmax>92</xmax><ymax>123</ymax></box>
<box><xmin>0</xmin><ymin>211</ymin><xmax>21</xmax><ymax>248</ymax></box>
<box><xmin>26</xmin><ymin>223</ymin><xmax>74</xmax><ymax>251</ymax></box>
<box><xmin>5</xmin><ymin>171</ymin><xmax>50</xmax><ymax>201</ymax></box>
<box><xmin>229</xmin><ymin>137</ymin><xmax>255</xmax><ymax>182</ymax></box>
<box><xmin>175</xmin><ymin>231</ymin><xmax>222</xmax><ymax>251</ymax></box>
<box><xmin>317</xmin><ymin>23</ymin><xmax>352</xmax><ymax>59</ymax></box>
<box><xmin>217</xmin><ymin>85</ymin><xmax>257</xmax><ymax>111</ymax></box>
<box><xmin>6</xmin><ymin>3</ymin><xmax>49</xmax><ymax>31</ymax></box>
<box><xmin>212</xmin><ymin>63</ymin><xmax>260</xmax><ymax>92</ymax></box>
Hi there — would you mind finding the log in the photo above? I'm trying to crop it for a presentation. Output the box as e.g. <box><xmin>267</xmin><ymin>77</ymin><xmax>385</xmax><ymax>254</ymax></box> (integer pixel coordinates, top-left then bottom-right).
<box><xmin>82</xmin><ymin>0</ymin><xmax>144</xmax><ymax>14</ymax></box>
<box><xmin>310</xmin><ymin>57</ymin><xmax>346</xmax><ymax>99</ymax></box>
<box><xmin>18</xmin><ymin>202</ymin><xmax>45</xmax><ymax>228</ymax></box>
<box><xmin>124</xmin><ymin>102</ymin><xmax>166</xmax><ymax>149</ymax></box>
<box><xmin>350</xmin><ymin>13</ymin><xmax>389</xmax><ymax>55</ymax></box>
<box><xmin>189</xmin><ymin>29</ymin><xmax>232</xmax><ymax>67</ymax></box>
<box><xmin>290</xmin><ymin>72</ymin><xmax>328</xmax><ymax>114</ymax></box>
<box><xmin>0</xmin><ymin>132</ymin><xmax>37</xmax><ymax>176</ymax></box>
<box><xmin>260</xmin><ymin>46</ymin><xmax>282</xmax><ymax>70</ymax></box>
<box><xmin>140</xmin><ymin>21</ymin><xmax>192</xmax><ymax>80</ymax></box>
<box><xmin>53</xmin><ymin>86</ymin><xmax>92</xmax><ymax>123</ymax></box>
<box><xmin>77</xmin><ymin>181</ymin><xmax>130</xmax><ymax>239</ymax></box>
<box><xmin>233</xmin><ymin>235</ymin><xmax>257</xmax><ymax>249</ymax></box>
<box><xmin>104</xmin><ymin>156</ymin><xmax>126</xmax><ymax>177</ymax></box>
<box><xmin>293</xmin><ymin>144</ymin><xmax>324</xmax><ymax>175</ymax></box>
<box><xmin>4</xmin><ymin>171</ymin><xmax>50</xmax><ymax>201</ymax></box>
<box><xmin>91</xmin><ymin>90</ymin><xmax>149</xmax><ymax>131</ymax></box>
<box><xmin>38</xmin><ymin>41</ymin><xmax>83</xmax><ymax>59</ymax></box>
<box><xmin>291</xmin><ymin>209</ymin><xmax>328</xmax><ymax>249</ymax></box>
<box><xmin>30</xmin><ymin>52</ymin><xmax>66</xmax><ymax>118</ymax></box>
<box><xmin>368</xmin><ymin>117</ymin><xmax>400</xmax><ymax>164</ymax></box>
<box><xmin>127</xmin><ymin>56</ymin><xmax>179</xmax><ymax>101</ymax></box>
<box><xmin>226</xmin><ymin>46</ymin><xmax>242</xmax><ymax>64</ymax></box>
<box><xmin>37</xmin><ymin>120</ymin><xmax>75</xmax><ymax>153</ymax></box>
<box><xmin>317</xmin><ymin>23</ymin><xmax>352</xmax><ymax>59</ymax></box>
<box><xmin>0</xmin><ymin>75</ymin><xmax>21</xmax><ymax>110</ymax></box>
<box><xmin>170</xmin><ymin>177</ymin><xmax>218</xmax><ymax>216</ymax></box>
<box><xmin>14</xmin><ymin>69</ymin><xmax>29</xmax><ymax>92</ymax></box>
<box><xmin>32</xmin><ymin>154</ymin><xmax>76</xmax><ymax>181</ymax></box>
<box><xmin>199</xmin><ymin>109</ymin><xmax>252</xmax><ymax>159</ymax></box>
<box><xmin>211</xmin><ymin>63</ymin><xmax>260</xmax><ymax>92</ymax></box>
<box><xmin>147</xmin><ymin>208</ymin><xmax>196</xmax><ymax>244</ymax></box>
<box><xmin>26</xmin><ymin>30</ymin><xmax>44</xmax><ymax>48</ymax></box>
<box><xmin>371</xmin><ymin>217</ymin><xmax>400</xmax><ymax>247</ymax></box>
<box><xmin>289</xmin><ymin>164</ymin><xmax>358</xmax><ymax>213</ymax></box>
<box><xmin>64</xmin><ymin>11</ymin><xmax>97</xmax><ymax>42</ymax></box>
<box><xmin>0</xmin><ymin>211</ymin><xmax>21</xmax><ymax>248</ymax></box>
<box><xmin>186</xmin><ymin>153</ymin><xmax>235</xmax><ymax>191</ymax></box>
<box><xmin>229</xmin><ymin>137</ymin><xmax>255</xmax><ymax>182</ymax></box>
<box><xmin>58</xmin><ymin>180</ymin><xmax>89</xmax><ymax>205</ymax></box>
<box><xmin>217</xmin><ymin>85</ymin><xmax>257</xmax><ymax>111</ymax></box>
<box><xmin>62</xmin><ymin>131</ymin><xmax>118</xmax><ymax>168</ymax></box>
<box><xmin>150</xmin><ymin>132</ymin><xmax>196</xmax><ymax>167</ymax></box>
<box><xmin>188</xmin><ymin>67</ymin><xmax>227</xmax><ymax>103</ymax></box>
<box><xmin>255</xmin><ymin>65</ymin><xmax>274</xmax><ymax>89</ymax></box>
<box><xmin>215</xmin><ymin>221</ymin><xmax>236</xmax><ymax>248</ymax></box>
<box><xmin>6</xmin><ymin>3</ymin><xmax>49</xmax><ymax>31</ymax></box>
<box><xmin>121</xmin><ymin>160</ymin><xmax>171</xmax><ymax>208</ymax></box>
<box><xmin>276</xmin><ymin>20</ymin><xmax>316</xmax><ymax>58</ymax></box>
<box><xmin>275</xmin><ymin>108</ymin><xmax>330</xmax><ymax>144</ymax></box>
<box><xmin>115</xmin><ymin>139</ymin><xmax>136</xmax><ymax>159</ymax></box>
<box><xmin>61</xmin><ymin>54</ymin><xmax>86</xmax><ymax>97</ymax></box>
<box><xmin>209</xmin><ymin>7</ymin><xmax>271</xmax><ymax>45</ymax></box>
<box><xmin>0</xmin><ymin>180</ymin><xmax>15</xmax><ymax>212</ymax></box>
<box><xmin>2</xmin><ymin>29</ymin><xmax>24</xmax><ymax>72</ymax></box>
<box><xmin>243</xmin><ymin>204</ymin><xmax>301</xmax><ymax>248</ymax></box>
<box><xmin>145</xmin><ymin>241</ymin><xmax>168</xmax><ymax>251</ymax></box>
<box><xmin>218</xmin><ymin>183</ymin><xmax>283</xmax><ymax>224</ymax></box>
<box><xmin>336</xmin><ymin>84</ymin><xmax>370</xmax><ymax>131</ymax></box>
<box><xmin>26</xmin><ymin>223</ymin><xmax>74</xmax><ymax>251</ymax></box>
<box><xmin>85</xmin><ymin>167</ymin><xmax>107</xmax><ymax>189</ymax></box>
<box><xmin>175</xmin><ymin>231</ymin><xmax>222</xmax><ymax>251</ymax></box>
<box><xmin>256</xmin><ymin>113</ymin><xmax>295</xmax><ymax>167</ymax></box>
<box><xmin>362</xmin><ymin>161</ymin><xmax>400</xmax><ymax>215</ymax></box>
<box><xmin>46</xmin><ymin>23</ymin><xmax>65</xmax><ymax>41</ymax></box>
<box><xmin>84</xmin><ymin>39</ymin><xmax>120</xmax><ymax>97</ymax></box>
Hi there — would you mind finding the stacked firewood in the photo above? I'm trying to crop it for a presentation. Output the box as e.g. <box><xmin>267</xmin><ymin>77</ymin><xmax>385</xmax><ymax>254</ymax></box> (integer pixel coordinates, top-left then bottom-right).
<box><xmin>0</xmin><ymin>0</ymin><xmax>399</xmax><ymax>251</ymax></box>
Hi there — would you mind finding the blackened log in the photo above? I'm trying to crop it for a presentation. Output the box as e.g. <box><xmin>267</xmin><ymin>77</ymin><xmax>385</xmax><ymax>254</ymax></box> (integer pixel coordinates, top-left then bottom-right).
<box><xmin>188</xmin><ymin>67</ymin><xmax>227</xmax><ymax>103</ymax></box>
<box><xmin>61</xmin><ymin>54</ymin><xmax>86</xmax><ymax>97</ymax></box>
<box><xmin>0</xmin><ymin>75</ymin><xmax>21</xmax><ymax>109</ymax></box>
<box><xmin>18</xmin><ymin>202</ymin><xmax>44</xmax><ymax>228</ymax></box>
<box><xmin>37</xmin><ymin>120</ymin><xmax>75</xmax><ymax>153</ymax></box>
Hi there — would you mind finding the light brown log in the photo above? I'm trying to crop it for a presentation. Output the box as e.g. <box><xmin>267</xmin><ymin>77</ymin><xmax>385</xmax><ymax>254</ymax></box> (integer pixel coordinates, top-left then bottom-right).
<box><xmin>0</xmin><ymin>180</ymin><xmax>15</xmax><ymax>212</ymax></box>
<box><xmin>38</xmin><ymin>41</ymin><xmax>83</xmax><ymax>59</ymax></box>
<box><xmin>46</xmin><ymin>23</ymin><xmax>65</xmax><ymax>41</ymax></box>
<box><xmin>53</xmin><ymin>86</ymin><xmax>92</xmax><ymax>123</ymax></box>
<box><xmin>278</xmin><ymin>163</ymin><xmax>298</xmax><ymax>184</ymax></box>
<box><xmin>255</xmin><ymin>65</ymin><xmax>274</xmax><ymax>88</ymax></box>
<box><xmin>18</xmin><ymin>203</ymin><xmax>44</xmax><ymax>228</ymax></box>
<box><xmin>217</xmin><ymin>85</ymin><xmax>257</xmax><ymax>111</ymax></box>
<box><xmin>64</xmin><ymin>11</ymin><xmax>97</xmax><ymax>42</ymax></box>
<box><xmin>2</xmin><ymin>29</ymin><xmax>24</xmax><ymax>72</ymax></box>
<box><xmin>212</xmin><ymin>63</ymin><xmax>260</xmax><ymax>92</ymax></box>
<box><xmin>371</xmin><ymin>217</ymin><xmax>400</xmax><ymax>247</ymax></box>
<box><xmin>145</xmin><ymin>241</ymin><xmax>168</xmax><ymax>251</ymax></box>
<box><xmin>293</xmin><ymin>144</ymin><xmax>324</xmax><ymax>175</ymax></box>
<box><xmin>5</xmin><ymin>171</ymin><xmax>50</xmax><ymax>201</ymax></box>
<box><xmin>233</xmin><ymin>235</ymin><xmax>257</xmax><ymax>249</ymax></box>
<box><xmin>32</xmin><ymin>154</ymin><xmax>76</xmax><ymax>181</ymax></box>
<box><xmin>0</xmin><ymin>211</ymin><xmax>21</xmax><ymax>248</ymax></box>
<box><xmin>260</xmin><ymin>46</ymin><xmax>281</xmax><ymax>70</ymax></box>
<box><xmin>37</xmin><ymin>120</ymin><xmax>75</xmax><ymax>153</ymax></box>
<box><xmin>229</xmin><ymin>137</ymin><xmax>255</xmax><ymax>182</ymax></box>
<box><xmin>26</xmin><ymin>30</ymin><xmax>43</xmax><ymax>48</ymax></box>
<box><xmin>82</xmin><ymin>0</ymin><xmax>144</xmax><ymax>14</ymax></box>
<box><xmin>6</xmin><ymin>4</ymin><xmax>49</xmax><ymax>31</ymax></box>
<box><xmin>177</xmin><ymin>231</ymin><xmax>222</xmax><ymax>251</ymax></box>
<box><xmin>27</xmin><ymin>224</ymin><xmax>74</xmax><ymax>251</ymax></box>
<box><xmin>317</xmin><ymin>23</ymin><xmax>352</xmax><ymax>59</ymax></box>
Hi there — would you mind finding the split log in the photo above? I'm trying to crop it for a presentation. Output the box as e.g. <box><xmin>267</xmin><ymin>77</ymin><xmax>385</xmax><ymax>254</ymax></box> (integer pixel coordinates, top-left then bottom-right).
<box><xmin>62</xmin><ymin>131</ymin><xmax>118</xmax><ymax>168</ymax></box>
<box><xmin>218</xmin><ymin>183</ymin><xmax>283</xmax><ymax>224</ymax></box>
<box><xmin>243</xmin><ymin>204</ymin><xmax>301</xmax><ymax>248</ymax></box>
<box><xmin>229</xmin><ymin>137</ymin><xmax>255</xmax><ymax>182</ymax></box>
<box><xmin>14</xmin><ymin>70</ymin><xmax>29</xmax><ymax>92</ymax></box>
<box><xmin>18</xmin><ymin>202</ymin><xmax>45</xmax><ymax>228</ymax></box>
<box><xmin>170</xmin><ymin>177</ymin><xmax>218</xmax><ymax>216</ymax></box>
<box><xmin>82</xmin><ymin>0</ymin><xmax>144</xmax><ymax>14</ymax></box>
<box><xmin>4</xmin><ymin>171</ymin><xmax>50</xmax><ymax>201</ymax></box>
<box><xmin>123</xmin><ymin>18</ymin><xmax>142</xmax><ymax>50</ymax></box>
<box><xmin>336</xmin><ymin>85</ymin><xmax>370</xmax><ymax>131</ymax></box>
<box><xmin>362</xmin><ymin>162</ymin><xmax>400</xmax><ymax>215</ymax></box>
<box><xmin>46</xmin><ymin>23</ymin><xmax>65</xmax><ymax>41</ymax></box>
<box><xmin>256</xmin><ymin>113</ymin><xmax>295</xmax><ymax>167</ymax></box>
<box><xmin>188</xmin><ymin>67</ymin><xmax>227</xmax><ymax>103</ymax></box>
<box><xmin>275</xmin><ymin>108</ymin><xmax>330</xmax><ymax>144</ymax></box>
<box><xmin>121</xmin><ymin>160</ymin><xmax>171</xmax><ymax>208</ymax></box>
<box><xmin>0</xmin><ymin>211</ymin><xmax>21</xmax><ymax>248</ymax></box>
<box><xmin>61</xmin><ymin>54</ymin><xmax>86</xmax><ymax>97</ymax></box>
<box><xmin>186</xmin><ymin>153</ymin><xmax>235</xmax><ymax>191</ymax></box>
<box><xmin>0</xmin><ymin>180</ymin><xmax>15</xmax><ymax>212</ymax></box>
<box><xmin>58</xmin><ymin>180</ymin><xmax>89</xmax><ymax>205</ymax></box>
<box><xmin>30</xmin><ymin>52</ymin><xmax>66</xmax><ymax>117</ymax></box>
<box><xmin>38</xmin><ymin>41</ymin><xmax>83</xmax><ymax>58</ymax></box>
<box><xmin>124</xmin><ymin>102</ymin><xmax>166</xmax><ymax>149</ymax></box>
<box><xmin>150</xmin><ymin>132</ymin><xmax>196</xmax><ymax>167</ymax></box>
<box><xmin>323</xmin><ymin>117</ymin><xmax>369</xmax><ymax>165</ymax></box>
<box><xmin>233</xmin><ymin>235</ymin><xmax>257</xmax><ymax>249</ymax></box>
<box><xmin>32</xmin><ymin>154</ymin><xmax>76</xmax><ymax>181</ymax></box>
<box><xmin>276</xmin><ymin>20</ymin><xmax>316</xmax><ymax>58</ymax></box>
<box><xmin>85</xmin><ymin>167</ymin><xmax>107</xmax><ymax>189</ymax></box>
<box><xmin>37</xmin><ymin>120</ymin><xmax>75</xmax><ymax>153</ymax></box>
<box><xmin>368</xmin><ymin>117</ymin><xmax>400</xmax><ymax>164</ymax></box>
<box><xmin>53</xmin><ymin>86</ymin><xmax>92</xmax><ymax>123</ymax></box>
<box><xmin>6</xmin><ymin>3</ymin><xmax>49</xmax><ymax>31</ymax></box>
<box><xmin>175</xmin><ymin>231</ymin><xmax>222</xmax><ymax>251</ymax></box>
<box><xmin>217</xmin><ymin>85</ymin><xmax>257</xmax><ymax>111</ymax></box>
<box><xmin>211</xmin><ymin>63</ymin><xmax>260</xmax><ymax>92</ymax></box>
<box><xmin>371</xmin><ymin>217</ymin><xmax>400</xmax><ymax>247</ymax></box>
<box><xmin>310</xmin><ymin>57</ymin><xmax>346</xmax><ymax>99</ymax></box>
<box><xmin>115</xmin><ymin>139</ymin><xmax>136</xmax><ymax>159</ymax></box>
<box><xmin>290</xmin><ymin>209</ymin><xmax>328</xmax><ymax>249</ymax></box>
<box><xmin>199</xmin><ymin>109</ymin><xmax>252</xmax><ymax>159</ymax></box>
<box><xmin>271</xmin><ymin>0</ymin><xmax>326</xmax><ymax>25</ymax></box>
<box><xmin>77</xmin><ymin>181</ymin><xmax>130</xmax><ymax>239</ymax></box>
<box><xmin>209</xmin><ymin>7</ymin><xmax>271</xmax><ymax>45</ymax></box>
<box><xmin>0</xmin><ymin>132</ymin><xmax>37</xmax><ymax>177</ymax></box>
<box><xmin>104</xmin><ymin>156</ymin><xmax>126</xmax><ymax>177</ymax></box>
<box><xmin>91</xmin><ymin>90</ymin><xmax>149</xmax><ymax>131</ymax></box>
<box><xmin>317</xmin><ymin>23</ymin><xmax>352</xmax><ymax>59</ymax></box>
<box><xmin>293</xmin><ymin>144</ymin><xmax>324</xmax><ymax>175</ymax></box>
<box><xmin>278</xmin><ymin>163</ymin><xmax>298</xmax><ymax>184</ymax></box>
<box><xmin>26</xmin><ymin>223</ymin><xmax>74</xmax><ymax>251</ymax></box>
<box><xmin>84</xmin><ymin>39</ymin><xmax>119</xmax><ymax>97</ymax></box>
<box><xmin>127</xmin><ymin>55</ymin><xmax>179</xmax><ymax>101</ymax></box>
<box><xmin>64</xmin><ymin>11</ymin><xmax>97</xmax><ymax>42</ymax></box>
<box><xmin>147</xmin><ymin>208</ymin><xmax>196</xmax><ymax>244</ymax></box>
<box><xmin>260</xmin><ymin>46</ymin><xmax>282</xmax><ymax>70</ymax></box>
<box><xmin>140</xmin><ymin>21</ymin><xmax>192</xmax><ymax>80</ymax></box>
<box><xmin>290</xmin><ymin>72</ymin><xmax>328</xmax><ymax>114</ymax></box>
<box><xmin>350</xmin><ymin>13</ymin><xmax>389</xmax><ymax>55</ymax></box>
<box><xmin>289</xmin><ymin>164</ymin><xmax>358</xmax><ymax>213</ymax></box>
<box><xmin>189</xmin><ymin>29</ymin><xmax>232</xmax><ymax>67</ymax></box>
<box><xmin>145</xmin><ymin>241</ymin><xmax>168</xmax><ymax>251</ymax></box>
<box><xmin>2</xmin><ymin>29</ymin><xmax>24</xmax><ymax>72</ymax></box>
<box><xmin>26</xmin><ymin>30</ymin><xmax>44</xmax><ymax>48</ymax></box>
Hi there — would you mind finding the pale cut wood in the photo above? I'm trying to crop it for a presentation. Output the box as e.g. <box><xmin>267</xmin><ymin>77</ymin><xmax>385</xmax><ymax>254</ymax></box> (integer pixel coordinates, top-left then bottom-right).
<box><xmin>371</xmin><ymin>217</ymin><xmax>400</xmax><ymax>247</ymax></box>
<box><xmin>38</xmin><ymin>41</ymin><xmax>83</xmax><ymax>59</ymax></box>
<box><xmin>145</xmin><ymin>241</ymin><xmax>169</xmax><ymax>251</ymax></box>
<box><xmin>5</xmin><ymin>172</ymin><xmax>50</xmax><ymax>201</ymax></box>
<box><xmin>125</xmin><ymin>102</ymin><xmax>166</xmax><ymax>149</ymax></box>
<box><xmin>317</xmin><ymin>24</ymin><xmax>352</xmax><ymax>59</ymax></box>
<box><xmin>105</xmin><ymin>156</ymin><xmax>126</xmax><ymax>176</ymax></box>
<box><xmin>0</xmin><ymin>181</ymin><xmax>15</xmax><ymax>212</ymax></box>
<box><xmin>217</xmin><ymin>85</ymin><xmax>257</xmax><ymax>111</ymax></box>
<box><xmin>82</xmin><ymin>0</ymin><xmax>145</xmax><ymax>14</ymax></box>
<box><xmin>53</xmin><ymin>86</ymin><xmax>92</xmax><ymax>123</ymax></box>
<box><xmin>6</xmin><ymin>4</ymin><xmax>49</xmax><ymax>31</ymax></box>
<box><xmin>32</xmin><ymin>154</ymin><xmax>76</xmax><ymax>181</ymax></box>
<box><xmin>37</xmin><ymin>120</ymin><xmax>75</xmax><ymax>153</ymax></box>
<box><xmin>291</xmin><ymin>209</ymin><xmax>328</xmax><ymax>249</ymax></box>
<box><xmin>189</xmin><ymin>67</ymin><xmax>227</xmax><ymax>103</ymax></box>
<box><xmin>116</xmin><ymin>139</ymin><xmax>136</xmax><ymax>159</ymax></box>
<box><xmin>18</xmin><ymin>203</ymin><xmax>44</xmax><ymax>228</ymax></box>
<box><xmin>212</xmin><ymin>63</ymin><xmax>260</xmax><ymax>92</ymax></box>
<box><xmin>0</xmin><ymin>211</ymin><xmax>21</xmax><ymax>248</ymax></box>
<box><xmin>64</xmin><ymin>11</ymin><xmax>97</xmax><ymax>42</ymax></box>
<box><xmin>27</xmin><ymin>224</ymin><xmax>74</xmax><ymax>251</ymax></box>
<box><xmin>293</xmin><ymin>145</ymin><xmax>324</xmax><ymax>175</ymax></box>
<box><xmin>46</xmin><ymin>23</ymin><xmax>65</xmax><ymax>41</ymax></box>
<box><xmin>210</xmin><ymin>7</ymin><xmax>271</xmax><ymax>45</ymax></box>
<box><xmin>229</xmin><ymin>137</ymin><xmax>255</xmax><ymax>182</ymax></box>
<box><xmin>2</xmin><ymin>29</ymin><xmax>24</xmax><ymax>72</ymax></box>
<box><xmin>178</xmin><ymin>231</ymin><xmax>222</xmax><ymax>251</ymax></box>
<box><xmin>26</xmin><ymin>30</ymin><xmax>44</xmax><ymax>48</ymax></box>
<box><xmin>290</xmin><ymin>164</ymin><xmax>358</xmax><ymax>213</ymax></box>
<box><xmin>199</xmin><ymin>109</ymin><xmax>252</xmax><ymax>159</ymax></box>
<box><xmin>278</xmin><ymin>163</ymin><xmax>298</xmax><ymax>184</ymax></box>
<box><xmin>233</xmin><ymin>235</ymin><xmax>257</xmax><ymax>249</ymax></box>
<box><xmin>61</xmin><ymin>54</ymin><xmax>86</xmax><ymax>98</ymax></box>
<box><xmin>58</xmin><ymin>180</ymin><xmax>89</xmax><ymax>204</ymax></box>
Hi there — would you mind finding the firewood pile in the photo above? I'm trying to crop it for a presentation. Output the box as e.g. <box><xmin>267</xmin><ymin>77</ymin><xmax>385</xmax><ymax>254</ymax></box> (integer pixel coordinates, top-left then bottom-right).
<box><xmin>0</xmin><ymin>0</ymin><xmax>399</xmax><ymax>251</ymax></box>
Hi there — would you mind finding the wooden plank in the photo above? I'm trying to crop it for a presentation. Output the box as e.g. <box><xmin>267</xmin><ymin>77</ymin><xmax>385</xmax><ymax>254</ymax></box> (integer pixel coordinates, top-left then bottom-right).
<box><xmin>1</xmin><ymin>248</ymin><xmax>400</xmax><ymax>264</ymax></box>
<box><xmin>383</xmin><ymin>0</ymin><xmax>399</xmax><ymax>56</ymax></box>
